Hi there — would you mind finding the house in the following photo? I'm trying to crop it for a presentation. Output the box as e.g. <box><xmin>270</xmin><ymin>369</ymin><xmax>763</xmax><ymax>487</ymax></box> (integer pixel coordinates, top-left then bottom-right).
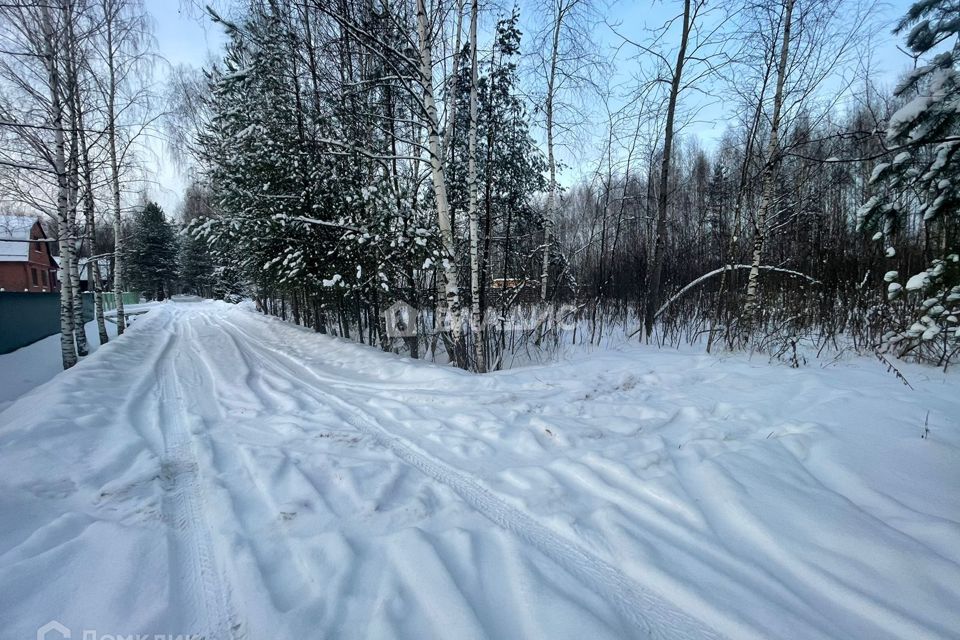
<box><xmin>490</xmin><ymin>277</ymin><xmax>541</xmax><ymax>304</ymax></box>
<box><xmin>54</xmin><ymin>255</ymin><xmax>111</xmax><ymax>292</ymax></box>
<box><xmin>0</xmin><ymin>215</ymin><xmax>58</xmax><ymax>293</ymax></box>
<box><xmin>78</xmin><ymin>256</ymin><xmax>111</xmax><ymax>291</ymax></box>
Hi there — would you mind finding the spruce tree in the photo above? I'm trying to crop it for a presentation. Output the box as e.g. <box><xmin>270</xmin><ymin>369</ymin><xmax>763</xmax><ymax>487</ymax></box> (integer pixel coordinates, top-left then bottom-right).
<box><xmin>448</xmin><ymin>10</ymin><xmax>547</xmax><ymax>298</ymax></box>
<box><xmin>860</xmin><ymin>0</ymin><xmax>960</xmax><ymax>364</ymax></box>
<box><xmin>179</xmin><ymin>231</ymin><xmax>215</xmax><ymax>297</ymax></box>
<box><xmin>480</xmin><ymin>12</ymin><xmax>548</xmax><ymax>284</ymax></box>
<box><xmin>127</xmin><ymin>202</ymin><xmax>179</xmax><ymax>300</ymax></box>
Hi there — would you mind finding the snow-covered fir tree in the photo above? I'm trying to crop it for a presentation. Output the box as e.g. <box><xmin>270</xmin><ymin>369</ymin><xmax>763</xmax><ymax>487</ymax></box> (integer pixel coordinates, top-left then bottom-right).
<box><xmin>126</xmin><ymin>202</ymin><xmax>179</xmax><ymax>300</ymax></box>
<box><xmin>448</xmin><ymin>10</ymin><xmax>547</xmax><ymax>309</ymax></box>
<box><xmin>860</xmin><ymin>0</ymin><xmax>960</xmax><ymax>365</ymax></box>
<box><xmin>179</xmin><ymin>231</ymin><xmax>215</xmax><ymax>297</ymax></box>
<box><xmin>192</xmin><ymin>2</ymin><xmax>435</xmax><ymax>342</ymax></box>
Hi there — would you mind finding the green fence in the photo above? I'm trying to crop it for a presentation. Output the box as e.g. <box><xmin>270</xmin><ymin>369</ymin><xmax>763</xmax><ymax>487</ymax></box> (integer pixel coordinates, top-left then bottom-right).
<box><xmin>0</xmin><ymin>291</ymin><xmax>130</xmax><ymax>354</ymax></box>
<box><xmin>100</xmin><ymin>291</ymin><xmax>140</xmax><ymax>312</ymax></box>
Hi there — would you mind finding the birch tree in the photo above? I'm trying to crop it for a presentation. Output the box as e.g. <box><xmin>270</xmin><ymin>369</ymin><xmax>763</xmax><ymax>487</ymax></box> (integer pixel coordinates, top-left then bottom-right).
<box><xmin>44</xmin><ymin>2</ymin><xmax>78</xmax><ymax>367</ymax></box>
<box><xmin>0</xmin><ymin>0</ymin><xmax>81</xmax><ymax>368</ymax></box>
<box><xmin>531</xmin><ymin>0</ymin><xmax>599</xmax><ymax>302</ymax></box>
<box><xmin>75</xmin><ymin>76</ymin><xmax>110</xmax><ymax>345</ymax></box>
<box><xmin>79</xmin><ymin>0</ymin><xmax>152</xmax><ymax>335</ymax></box>
<box><xmin>540</xmin><ymin>6</ymin><xmax>561</xmax><ymax>303</ymax></box>
<box><xmin>63</xmin><ymin>0</ymin><xmax>88</xmax><ymax>356</ymax></box>
<box><xmin>739</xmin><ymin>0</ymin><xmax>873</xmax><ymax>337</ymax></box>
<box><xmin>741</xmin><ymin>0</ymin><xmax>794</xmax><ymax>330</ymax></box>
<box><xmin>101</xmin><ymin>0</ymin><xmax>128</xmax><ymax>333</ymax></box>
<box><xmin>465</xmin><ymin>0</ymin><xmax>483</xmax><ymax>371</ymax></box>
<box><xmin>415</xmin><ymin>0</ymin><xmax>467</xmax><ymax>367</ymax></box>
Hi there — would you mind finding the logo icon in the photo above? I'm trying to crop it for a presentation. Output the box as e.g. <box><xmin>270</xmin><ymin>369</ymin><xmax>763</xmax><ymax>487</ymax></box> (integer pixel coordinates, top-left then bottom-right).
<box><xmin>384</xmin><ymin>301</ymin><xmax>417</xmax><ymax>338</ymax></box>
<box><xmin>37</xmin><ymin>620</ymin><xmax>70</xmax><ymax>640</ymax></box>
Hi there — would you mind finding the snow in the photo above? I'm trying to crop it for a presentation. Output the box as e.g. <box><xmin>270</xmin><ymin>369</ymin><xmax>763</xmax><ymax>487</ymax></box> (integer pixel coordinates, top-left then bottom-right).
<box><xmin>0</xmin><ymin>305</ymin><xmax>160</xmax><ymax>411</ymax></box>
<box><xmin>0</xmin><ymin>302</ymin><xmax>958</xmax><ymax>639</ymax></box>
<box><xmin>887</xmin><ymin>95</ymin><xmax>932</xmax><ymax>139</ymax></box>
<box><xmin>893</xmin><ymin>151</ymin><xmax>911</xmax><ymax>165</ymax></box>
<box><xmin>869</xmin><ymin>162</ymin><xmax>889</xmax><ymax>183</ymax></box>
<box><xmin>906</xmin><ymin>271</ymin><xmax>930</xmax><ymax>291</ymax></box>
<box><xmin>0</xmin><ymin>214</ymin><xmax>38</xmax><ymax>262</ymax></box>
<box><xmin>0</xmin><ymin>319</ymin><xmax>118</xmax><ymax>412</ymax></box>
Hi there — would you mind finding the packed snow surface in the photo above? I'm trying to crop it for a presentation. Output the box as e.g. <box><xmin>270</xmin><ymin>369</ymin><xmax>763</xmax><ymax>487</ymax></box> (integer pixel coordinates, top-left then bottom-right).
<box><xmin>0</xmin><ymin>319</ymin><xmax>116</xmax><ymax>412</ymax></box>
<box><xmin>0</xmin><ymin>302</ymin><xmax>958</xmax><ymax>639</ymax></box>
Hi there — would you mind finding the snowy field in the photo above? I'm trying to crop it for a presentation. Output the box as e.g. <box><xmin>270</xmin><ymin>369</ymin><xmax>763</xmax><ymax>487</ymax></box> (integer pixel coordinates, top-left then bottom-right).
<box><xmin>0</xmin><ymin>301</ymin><xmax>958</xmax><ymax>639</ymax></box>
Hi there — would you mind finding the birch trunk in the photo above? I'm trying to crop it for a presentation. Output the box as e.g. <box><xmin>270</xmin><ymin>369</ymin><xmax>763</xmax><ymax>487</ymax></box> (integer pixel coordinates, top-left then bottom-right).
<box><xmin>433</xmin><ymin>0</ymin><xmax>463</xmax><ymax>344</ymax></box>
<box><xmin>64</xmin><ymin>11</ymin><xmax>88</xmax><ymax>356</ymax></box>
<box><xmin>540</xmin><ymin>14</ymin><xmax>562</xmax><ymax>302</ymax></box>
<box><xmin>68</xmin><ymin>215</ymin><xmax>86</xmax><ymax>354</ymax></box>
<box><xmin>76</xmin><ymin>89</ymin><xmax>109</xmax><ymax>345</ymax></box>
<box><xmin>416</xmin><ymin>0</ymin><xmax>466</xmax><ymax>368</ymax></box>
<box><xmin>466</xmin><ymin>0</ymin><xmax>484</xmax><ymax>372</ymax></box>
<box><xmin>643</xmin><ymin>0</ymin><xmax>691</xmax><ymax>340</ymax></box>
<box><xmin>104</xmin><ymin>2</ymin><xmax>126</xmax><ymax>334</ymax></box>
<box><xmin>441</xmin><ymin>0</ymin><xmax>465</xmax><ymax>172</ymax></box>
<box><xmin>743</xmin><ymin>0</ymin><xmax>794</xmax><ymax>330</ymax></box>
<box><xmin>705</xmin><ymin>70</ymin><xmax>770</xmax><ymax>353</ymax></box>
<box><xmin>40</xmin><ymin>3</ymin><xmax>77</xmax><ymax>369</ymax></box>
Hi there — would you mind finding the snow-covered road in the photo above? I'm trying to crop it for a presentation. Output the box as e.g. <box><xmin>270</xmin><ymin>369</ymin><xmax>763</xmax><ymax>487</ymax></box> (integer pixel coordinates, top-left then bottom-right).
<box><xmin>1</xmin><ymin>302</ymin><xmax>958</xmax><ymax>639</ymax></box>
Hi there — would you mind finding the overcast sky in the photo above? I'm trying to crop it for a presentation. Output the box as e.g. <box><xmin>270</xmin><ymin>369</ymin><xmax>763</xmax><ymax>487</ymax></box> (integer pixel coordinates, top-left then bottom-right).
<box><xmin>141</xmin><ymin>0</ymin><xmax>920</xmax><ymax>218</ymax></box>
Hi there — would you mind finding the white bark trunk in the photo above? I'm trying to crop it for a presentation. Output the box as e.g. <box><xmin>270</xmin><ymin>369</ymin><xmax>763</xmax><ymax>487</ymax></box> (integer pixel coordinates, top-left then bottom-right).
<box><xmin>66</xmin><ymin>110</ymin><xmax>87</xmax><ymax>352</ymax></box>
<box><xmin>440</xmin><ymin>0</ymin><xmax>464</xmax><ymax>166</ymax></box>
<box><xmin>466</xmin><ymin>0</ymin><xmax>484</xmax><ymax>372</ymax></box>
<box><xmin>743</xmin><ymin>0</ymin><xmax>794</xmax><ymax>323</ymax></box>
<box><xmin>540</xmin><ymin>14</ymin><xmax>562</xmax><ymax>303</ymax></box>
<box><xmin>416</xmin><ymin>0</ymin><xmax>465</xmax><ymax>368</ymax></box>
<box><xmin>40</xmin><ymin>2</ymin><xmax>77</xmax><ymax>369</ymax></box>
<box><xmin>64</xmin><ymin>0</ymin><xmax>88</xmax><ymax>356</ymax></box>
<box><xmin>76</xmin><ymin>86</ymin><xmax>109</xmax><ymax>345</ymax></box>
<box><xmin>68</xmin><ymin>218</ymin><xmax>86</xmax><ymax>354</ymax></box>
<box><xmin>657</xmin><ymin>265</ymin><xmax>818</xmax><ymax>324</ymax></box>
<box><xmin>105</xmin><ymin>3</ymin><xmax>126</xmax><ymax>334</ymax></box>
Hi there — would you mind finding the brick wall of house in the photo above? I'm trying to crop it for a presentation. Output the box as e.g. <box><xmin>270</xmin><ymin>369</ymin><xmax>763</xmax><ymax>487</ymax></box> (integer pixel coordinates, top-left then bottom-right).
<box><xmin>0</xmin><ymin>221</ymin><xmax>57</xmax><ymax>293</ymax></box>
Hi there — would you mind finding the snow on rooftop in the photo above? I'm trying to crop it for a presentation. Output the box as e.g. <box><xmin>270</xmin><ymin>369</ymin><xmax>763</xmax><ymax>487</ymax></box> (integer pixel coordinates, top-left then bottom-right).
<box><xmin>0</xmin><ymin>214</ymin><xmax>39</xmax><ymax>262</ymax></box>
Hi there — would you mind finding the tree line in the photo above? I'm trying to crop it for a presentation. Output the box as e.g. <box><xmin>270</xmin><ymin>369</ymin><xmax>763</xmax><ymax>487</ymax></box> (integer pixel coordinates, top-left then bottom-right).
<box><xmin>1</xmin><ymin>0</ymin><xmax>957</xmax><ymax>372</ymax></box>
<box><xmin>0</xmin><ymin>0</ymin><xmax>153</xmax><ymax>367</ymax></box>
<box><xmin>171</xmin><ymin>0</ymin><xmax>956</xmax><ymax>371</ymax></box>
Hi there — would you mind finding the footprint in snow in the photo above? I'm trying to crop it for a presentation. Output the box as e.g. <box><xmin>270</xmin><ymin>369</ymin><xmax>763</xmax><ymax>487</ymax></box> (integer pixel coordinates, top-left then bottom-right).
<box><xmin>23</xmin><ymin>478</ymin><xmax>77</xmax><ymax>500</ymax></box>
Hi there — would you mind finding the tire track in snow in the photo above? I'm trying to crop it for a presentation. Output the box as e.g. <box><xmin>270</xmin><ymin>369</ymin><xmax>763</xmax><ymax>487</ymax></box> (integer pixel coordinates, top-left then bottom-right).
<box><xmin>156</xmin><ymin>308</ymin><xmax>240</xmax><ymax>640</ymax></box>
<box><xmin>186</xmin><ymin>312</ymin><xmax>325</xmax><ymax>615</ymax></box>
<box><xmin>214</xmin><ymin>310</ymin><xmax>726</xmax><ymax>640</ymax></box>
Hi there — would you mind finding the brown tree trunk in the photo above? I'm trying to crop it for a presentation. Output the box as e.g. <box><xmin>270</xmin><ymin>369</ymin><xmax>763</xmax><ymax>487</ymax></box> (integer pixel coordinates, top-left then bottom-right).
<box><xmin>643</xmin><ymin>0</ymin><xmax>692</xmax><ymax>340</ymax></box>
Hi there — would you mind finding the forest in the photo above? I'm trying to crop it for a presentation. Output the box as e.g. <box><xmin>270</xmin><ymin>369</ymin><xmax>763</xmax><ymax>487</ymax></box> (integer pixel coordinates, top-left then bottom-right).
<box><xmin>1</xmin><ymin>0</ymin><xmax>958</xmax><ymax>373</ymax></box>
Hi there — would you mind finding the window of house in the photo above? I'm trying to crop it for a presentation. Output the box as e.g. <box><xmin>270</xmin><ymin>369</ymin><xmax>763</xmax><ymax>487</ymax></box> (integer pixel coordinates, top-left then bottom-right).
<box><xmin>41</xmin><ymin>271</ymin><xmax>48</xmax><ymax>287</ymax></box>
<box><xmin>31</xmin><ymin>268</ymin><xmax>38</xmax><ymax>286</ymax></box>
<box><xmin>34</xmin><ymin>241</ymin><xmax>41</xmax><ymax>252</ymax></box>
